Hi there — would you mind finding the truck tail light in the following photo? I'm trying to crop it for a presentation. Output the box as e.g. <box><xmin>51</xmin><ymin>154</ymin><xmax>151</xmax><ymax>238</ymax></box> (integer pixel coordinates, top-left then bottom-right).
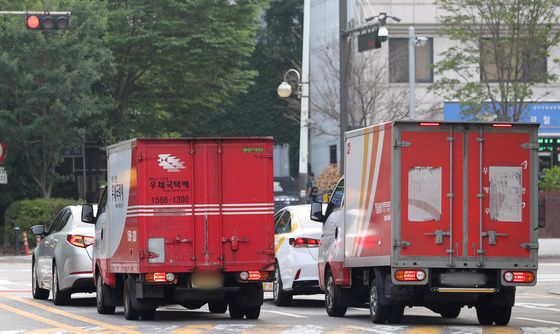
<box><xmin>420</xmin><ymin>122</ymin><xmax>440</xmax><ymax>127</ymax></box>
<box><xmin>395</xmin><ymin>269</ymin><xmax>426</xmax><ymax>281</ymax></box>
<box><xmin>67</xmin><ymin>235</ymin><xmax>94</xmax><ymax>248</ymax></box>
<box><xmin>503</xmin><ymin>271</ymin><xmax>534</xmax><ymax>283</ymax></box>
<box><xmin>493</xmin><ymin>123</ymin><xmax>512</xmax><ymax>128</ymax></box>
<box><xmin>239</xmin><ymin>271</ymin><xmax>270</xmax><ymax>281</ymax></box>
<box><xmin>145</xmin><ymin>272</ymin><xmax>176</xmax><ymax>283</ymax></box>
<box><xmin>289</xmin><ymin>237</ymin><xmax>321</xmax><ymax>248</ymax></box>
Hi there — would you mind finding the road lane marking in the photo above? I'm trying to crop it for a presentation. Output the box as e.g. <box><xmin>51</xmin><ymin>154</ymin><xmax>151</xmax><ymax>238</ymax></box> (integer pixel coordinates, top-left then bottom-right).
<box><xmin>260</xmin><ymin>309</ymin><xmax>309</xmax><ymax>318</ymax></box>
<box><xmin>0</xmin><ymin>302</ymin><xmax>86</xmax><ymax>334</ymax></box>
<box><xmin>404</xmin><ymin>327</ymin><xmax>442</xmax><ymax>334</ymax></box>
<box><xmin>345</xmin><ymin>325</ymin><xmax>406</xmax><ymax>333</ymax></box>
<box><xmin>482</xmin><ymin>327</ymin><xmax>522</xmax><ymax>334</ymax></box>
<box><xmin>171</xmin><ymin>324</ymin><xmax>214</xmax><ymax>334</ymax></box>
<box><xmin>516</xmin><ymin>303</ymin><xmax>560</xmax><ymax>313</ymax></box>
<box><xmin>515</xmin><ymin>317</ymin><xmax>560</xmax><ymax>326</ymax></box>
<box><xmin>0</xmin><ymin>294</ymin><xmax>141</xmax><ymax>334</ymax></box>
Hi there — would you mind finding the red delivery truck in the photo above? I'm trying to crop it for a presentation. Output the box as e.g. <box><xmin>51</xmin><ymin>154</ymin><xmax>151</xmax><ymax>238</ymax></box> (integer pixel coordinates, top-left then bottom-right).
<box><xmin>82</xmin><ymin>138</ymin><xmax>275</xmax><ymax>320</ymax></box>
<box><xmin>311</xmin><ymin>121</ymin><xmax>539</xmax><ymax>326</ymax></box>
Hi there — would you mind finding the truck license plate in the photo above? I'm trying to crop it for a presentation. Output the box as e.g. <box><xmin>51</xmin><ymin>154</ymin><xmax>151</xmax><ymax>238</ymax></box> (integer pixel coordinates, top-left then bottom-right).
<box><xmin>191</xmin><ymin>272</ymin><xmax>224</xmax><ymax>289</ymax></box>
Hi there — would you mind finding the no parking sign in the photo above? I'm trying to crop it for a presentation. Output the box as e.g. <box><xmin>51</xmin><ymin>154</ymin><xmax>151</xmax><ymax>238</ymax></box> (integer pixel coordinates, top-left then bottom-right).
<box><xmin>0</xmin><ymin>142</ymin><xmax>5</xmax><ymax>163</ymax></box>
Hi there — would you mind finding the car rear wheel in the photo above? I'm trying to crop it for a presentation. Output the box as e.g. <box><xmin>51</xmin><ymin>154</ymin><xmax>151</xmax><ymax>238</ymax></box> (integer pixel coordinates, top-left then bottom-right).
<box><xmin>96</xmin><ymin>273</ymin><xmax>115</xmax><ymax>314</ymax></box>
<box><xmin>325</xmin><ymin>269</ymin><xmax>347</xmax><ymax>317</ymax></box>
<box><xmin>32</xmin><ymin>260</ymin><xmax>49</xmax><ymax>300</ymax></box>
<box><xmin>208</xmin><ymin>301</ymin><xmax>227</xmax><ymax>313</ymax></box>
<box><xmin>123</xmin><ymin>276</ymin><xmax>140</xmax><ymax>320</ymax></box>
<box><xmin>273</xmin><ymin>265</ymin><xmax>292</xmax><ymax>306</ymax></box>
<box><xmin>52</xmin><ymin>263</ymin><xmax>70</xmax><ymax>305</ymax></box>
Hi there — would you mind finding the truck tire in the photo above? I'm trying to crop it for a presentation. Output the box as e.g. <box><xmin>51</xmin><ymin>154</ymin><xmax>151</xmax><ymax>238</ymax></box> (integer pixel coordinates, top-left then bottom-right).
<box><xmin>494</xmin><ymin>306</ymin><xmax>512</xmax><ymax>326</ymax></box>
<box><xmin>52</xmin><ymin>262</ymin><xmax>71</xmax><ymax>306</ymax></box>
<box><xmin>369</xmin><ymin>278</ymin><xmax>389</xmax><ymax>324</ymax></box>
<box><xmin>440</xmin><ymin>306</ymin><xmax>461</xmax><ymax>319</ymax></box>
<box><xmin>123</xmin><ymin>277</ymin><xmax>140</xmax><ymax>320</ymax></box>
<box><xmin>387</xmin><ymin>305</ymin><xmax>404</xmax><ymax>324</ymax></box>
<box><xmin>273</xmin><ymin>265</ymin><xmax>293</xmax><ymax>306</ymax></box>
<box><xmin>32</xmin><ymin>260</ymin><xmax>49</xmax><ymax>300</ymax></box>
<box><xmin>325</xmin><ymin>269</ymin><xmax>347</xmax><ymax>317</ymax></box>
<box><xmin>476</xmin><ymin>305</ymin><xmax>495</xmax><ymax>325</ymax></box>
<box><xmin>208</xmin><ymin>301</ymin><xmax>227</xmax><ymax>314</ymax></box>
<box><xmin>96</xmin><ymin>273</ymin><xmax>116</xmax><ymax>314</ymax></box>
<box><xmin>244</xmin><ymin>306</ymin><xmax>261</xmax><ymax>319</ymax></box>
<box><xmin>139</xmin><ymin>309</ymin><xmax>156</xmax><ymax>320</ymax></box>
<box><xmin>229</xmin><ymin>304</ymin><xmax>245</xmax><ymax>319</ymax></box>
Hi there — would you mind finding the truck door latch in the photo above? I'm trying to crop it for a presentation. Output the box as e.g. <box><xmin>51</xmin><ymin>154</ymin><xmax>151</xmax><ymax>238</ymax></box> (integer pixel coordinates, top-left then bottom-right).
<box><xmin>394</xmin><ymin>240</ymin><xmax>411</xmax><ymax>248</ymax></box>
<box><xmin>223</xmin><ymin>236</ymin><xmax>249</xmax><ymax>251</ymax></box>
<box><xmin>425</xmin><ymin>230</ymin><xmax>450</xmax><ymax>244</ymax></box>
<box><xmin>520</xmin><ymin>242</ymin><xmax>539</xmax><ymax>250</ymax></box>
<box><xmin>166</xmin><ymin>235</ymin><xmax>192</xmax><ymax>244</ymax></box>
<box><xmin>481</xmin><ymin>230</ymin><xmax>508</xmax><ymax>245</ymax></box>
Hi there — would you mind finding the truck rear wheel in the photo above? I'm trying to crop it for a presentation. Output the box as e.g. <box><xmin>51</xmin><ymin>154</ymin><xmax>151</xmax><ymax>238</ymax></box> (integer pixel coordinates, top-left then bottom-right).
<box><xmin>476</xmin><ymin>305</ymin><xmax>494</xmax><ymax>325</ymax></box>
<box><xmin>208</xmin><ymin>301</ymin><xmax>227</xmax><ymax>314</ymax></box>
<box><xmin>387</xmin><ymin>305</ymin><xmax>404</xmax><ymax>324</ymax></box>
<box><xmin>123</xmin><ymin>277</ymin><xmax>140</xmax><ymax>320</ymax></box>
<box><xmin>96</xmin><ymin>273</ymin><xmax>115</xmax><ymax>314</ymax></box>
<box><xmin>229</xmin><ymin>304</ymin><xmax>245</xmax><ymax>319</ymax></box>
<box><xmin>369</xmin><ymin>279</ymin><xmax>389</xmax><ymax>324</ymax></box>
<box><xmin>440</xmin><ymin>306</ymin><xmax>461</xmax><ymax>319</ymax></box>
<box><xmin>244</xmin><ymin>306</ymin><xmax>261</xmax><ymax>319</ymax></box>
<box><xmin>325</xmin><ymin>269</ymin><xmax>347</xmax><ymax>317</ymax></box>
<box><xmin>139</xmin><ymin>309</ymin><xmax>156</xmax><ymax>320</ymax></box>
<box><xmin>494</xmin><ymin>306</ymin><xmax>512</xmax><ymax>326</ymax></box>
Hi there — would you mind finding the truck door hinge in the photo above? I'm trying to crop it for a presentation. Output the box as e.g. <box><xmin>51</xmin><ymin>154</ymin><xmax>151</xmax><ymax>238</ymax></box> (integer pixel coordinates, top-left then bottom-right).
<box><xmin>521</xmin><ymin>143</ymin><xmax>539</xmax><ymax>150</ymax></box>
<box><xmin>394</xmin><ymin>140</ymin><xmax>411</xmax><ymax>148</ymax></box>
<box><xmin>425</xmin><ymin>230</ymin><xmax>451</xmax><ymax>244</ymax></box>
<box><xmin>481</xmin><ymin>230</ymin><xmax>508</xmax><ymax>245</ymax></box>
<box><xmin>520</xmin><ymin>242</ymin><xmax>539</xmax><ymax>250</ymax></box>
<box><xmin>394</xmin><ymin>240</ymin><xmax>411</xmax><ymax>248</ymax></box>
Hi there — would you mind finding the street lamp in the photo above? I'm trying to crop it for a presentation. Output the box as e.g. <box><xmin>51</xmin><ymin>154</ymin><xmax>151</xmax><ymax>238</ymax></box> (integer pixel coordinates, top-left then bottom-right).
<box><xmin>408</xmin><ymin>26</ymin><xmax>428</xmax><ymax>119</ymax></box>
<box><xmin>277</xmin><ymin>68</ymin><xmax>309</xmax><ymax>203</ymax></box>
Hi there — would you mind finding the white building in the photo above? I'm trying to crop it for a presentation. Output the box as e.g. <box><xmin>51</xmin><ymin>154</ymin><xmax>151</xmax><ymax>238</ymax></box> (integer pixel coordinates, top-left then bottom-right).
<box><xmin>308</xmin><ymin>0</ymin><xmax>560</xmax><ymax>177</ymax></box>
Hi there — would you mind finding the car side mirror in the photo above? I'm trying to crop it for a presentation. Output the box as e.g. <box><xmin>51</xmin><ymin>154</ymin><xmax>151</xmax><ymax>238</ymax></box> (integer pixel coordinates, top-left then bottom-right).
<box><xmin>310</xmin><ymin>201</ymin><xmax>325</xmax><ymax>223</ymax></box>
<box><xmin>30</xmin><ymin>225</ymin><xmax>45</xmax><ymax>236</ymax></box>
<box><xmin>81</xmin><ymin>204</ymin><xmax>95</xmax><ymax>224</ymax></box>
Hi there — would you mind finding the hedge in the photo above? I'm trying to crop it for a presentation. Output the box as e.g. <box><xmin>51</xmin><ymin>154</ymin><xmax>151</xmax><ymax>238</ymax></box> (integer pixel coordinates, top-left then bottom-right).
<box><xmin>4</xmin><ymin>198</ymin><xmax>82</xmax><ymax>247</ymax></box>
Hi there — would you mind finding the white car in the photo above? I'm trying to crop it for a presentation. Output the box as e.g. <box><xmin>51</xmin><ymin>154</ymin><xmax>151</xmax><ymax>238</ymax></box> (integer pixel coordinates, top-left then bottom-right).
<box><xmin>31</xmin><ymin>205</ymin><xmax>96</xmax><ymax>305</ymax></box>
<box><xmin>273</xmin><ymin>204</ymin><xmax>323</xmax><ymax>306</ymax></box>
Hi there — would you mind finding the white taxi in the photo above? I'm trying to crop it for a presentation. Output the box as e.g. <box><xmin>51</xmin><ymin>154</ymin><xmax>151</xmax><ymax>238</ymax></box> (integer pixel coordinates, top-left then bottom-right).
<box><xmin>272</xmin><ymin>204</ymin><xmax>323</xmax><ymax>306</ymax></box>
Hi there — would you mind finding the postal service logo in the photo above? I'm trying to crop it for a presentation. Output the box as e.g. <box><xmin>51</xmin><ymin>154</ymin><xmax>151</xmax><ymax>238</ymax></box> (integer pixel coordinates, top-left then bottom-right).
<box><xmin>158</xmin><ymin>154</ymin><xmax>186</xmax><ymax>172</ymax></box>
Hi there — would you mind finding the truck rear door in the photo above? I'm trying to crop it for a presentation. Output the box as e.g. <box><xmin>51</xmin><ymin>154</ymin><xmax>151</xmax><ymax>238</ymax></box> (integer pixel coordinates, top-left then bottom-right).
<box><xmin>397</xmin><ymin>122</ymin><xmax>537</xmax><ymax>265</ymax></box>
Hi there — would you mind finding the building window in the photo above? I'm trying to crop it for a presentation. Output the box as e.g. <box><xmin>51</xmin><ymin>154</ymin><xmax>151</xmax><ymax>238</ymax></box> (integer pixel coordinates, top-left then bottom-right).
<box><xmin>480</xmin><ymin>38</ymin><xmax>547</xmax><ymax>82</ymax></box>
<box><xmin>329</xmin><ymin>145</ymin><xmax>337</xmax><ymax>164</ymax></box>
<box><xmin>389</xmin><ymin>38</ymin><xmax>434</xmax><ymax>83</ymax></box>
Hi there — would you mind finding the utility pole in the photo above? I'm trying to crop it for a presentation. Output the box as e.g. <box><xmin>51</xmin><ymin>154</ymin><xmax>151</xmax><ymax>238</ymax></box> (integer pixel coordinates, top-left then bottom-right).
<box><xmin>339</xmin><ymin>0</ymin><xmax>348</xmax><ymax>174</ymax></box>
<box><xmin>408</xmin><ymin>26</ymin><xmax>416</xmax><ymax>119</ymax></box>
<box><xmin>298</xmin><ymin>0</ymin><xmax>311</xmax><ymax>203</ymax></box>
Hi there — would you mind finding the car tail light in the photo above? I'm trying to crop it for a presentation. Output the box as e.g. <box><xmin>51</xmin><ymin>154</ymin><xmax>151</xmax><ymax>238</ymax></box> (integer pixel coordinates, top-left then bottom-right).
<box><xmin>145</xmin><ymin>272</ymin><xmax>175</xmax><ymax>283</ymax></box>
<box><xmin>493</xmin><ymin>123</ymin><xmax>512</xmax><ymax>128</ymax></box>
<box><xmin>67</xmin><ymin>235</ymin><xmax>94</xmax><ymax>248</ymax></box>
<box><xmin>289</xmin><ymin>237</ymin><xmax>321</xmax><ymax>248</ymax></box>
<box><xmin>503</xmin><ymin>271</ymin><xmax>534</xmax><ymax>283</ymax></box>
<box><xmin>395</xmin><ymin>269</ymin><xmax>426</xmax><ymax>281</ymax></box>
<box><xmin>239</xmin><ymin>271</ymin><xmax>270</xmax><ymax>281</ymax></box>
<box><xmin>420</xmin><ymin>122</ymin><xmax>440</xmax><ymax>127</ymax></box>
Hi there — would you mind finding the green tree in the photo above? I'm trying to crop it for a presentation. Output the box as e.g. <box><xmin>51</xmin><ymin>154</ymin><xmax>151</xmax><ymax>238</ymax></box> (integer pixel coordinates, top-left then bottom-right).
<box><xmin>431</xmin><ymin>0</ymin><xmax>560</xmax><ymax>121</ymax></box>
<box><xmin>0</xmin><ymin>0</ymin><xmax>112</xmax><ymax>198</ymax></box>
<box><xmin>190</xmin><ymin>0</ymin><xmax>303</xmax><ymax>175</ymax></box>
<box><xmin>101</xmin><ymin>0</ymin><xmax>266</xmax><ymax>140</ymax></box>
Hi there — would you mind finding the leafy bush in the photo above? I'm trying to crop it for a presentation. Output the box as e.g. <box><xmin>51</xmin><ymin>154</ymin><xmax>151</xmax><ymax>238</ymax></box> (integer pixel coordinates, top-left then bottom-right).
<box><xmin>4</xmin><ymin>198</ymin><xmax>82</xmax><ymax>247</ymax></box>
<box><xmin>316</xmin><ymin>164</ymin><xmax>341</xmax><ymax>195</ymax></box>
<box><xmin>539</xmin><ymin>166</ymin><xmax>560</xmax><ymax>191</ymax></box>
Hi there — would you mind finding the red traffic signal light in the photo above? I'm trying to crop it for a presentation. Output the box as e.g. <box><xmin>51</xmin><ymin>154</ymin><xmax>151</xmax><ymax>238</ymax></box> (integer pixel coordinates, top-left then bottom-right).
<box><xmin>26</xmin><ymin>14</ymin><xmax>69</xmax><ymax>30</ymax></box>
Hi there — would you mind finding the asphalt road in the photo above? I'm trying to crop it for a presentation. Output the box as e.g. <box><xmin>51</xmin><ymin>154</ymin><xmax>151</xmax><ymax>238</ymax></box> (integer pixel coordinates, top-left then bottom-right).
<box><xmin>0</xmin><ymin>256</ymin><xmax>559</xmax><ymax>333</ymax></box>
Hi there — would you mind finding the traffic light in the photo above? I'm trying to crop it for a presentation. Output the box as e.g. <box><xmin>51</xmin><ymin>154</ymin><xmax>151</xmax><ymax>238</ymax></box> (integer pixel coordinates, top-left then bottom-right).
<box><xmin>358</xmin><ymin>31</ymin><xmax>382</xmax><ymax>52</ymax></box>
<box><xmin>26</xmin><ymin>14</ymin><xmax>69</xmax><ymax>30</ymax></box>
